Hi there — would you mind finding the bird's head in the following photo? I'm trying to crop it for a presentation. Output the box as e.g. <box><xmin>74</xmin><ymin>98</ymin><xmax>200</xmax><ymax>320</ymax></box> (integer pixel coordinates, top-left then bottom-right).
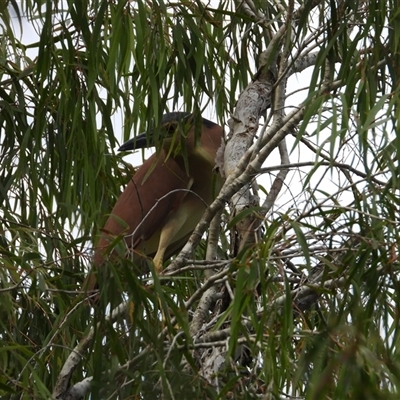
<box><xmin>118</xmin><ymin>112</ymin><xmax>196</xmax><ymax>153</ymax></box>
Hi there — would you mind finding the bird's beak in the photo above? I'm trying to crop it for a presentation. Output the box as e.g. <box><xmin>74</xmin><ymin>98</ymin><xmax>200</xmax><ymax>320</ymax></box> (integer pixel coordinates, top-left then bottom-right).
<box><xmin>118</xmin><ymin>131</ymin><xmax>152</xmax><ymax>152</ymax></box>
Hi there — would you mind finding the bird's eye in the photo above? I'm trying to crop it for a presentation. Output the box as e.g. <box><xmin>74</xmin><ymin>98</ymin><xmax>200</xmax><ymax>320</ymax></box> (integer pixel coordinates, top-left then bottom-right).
<box><xmin>167</xmin><ymin>123</ymin><xmax>177</xmax><ymax>134</ymax></box>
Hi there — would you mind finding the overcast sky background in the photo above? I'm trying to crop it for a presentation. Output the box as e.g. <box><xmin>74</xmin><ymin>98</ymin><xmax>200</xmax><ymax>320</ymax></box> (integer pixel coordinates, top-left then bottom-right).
<box><xmin>7</xmin><ymin>1</ymin><xmax>353</xmax><ymax>230</ymax></box>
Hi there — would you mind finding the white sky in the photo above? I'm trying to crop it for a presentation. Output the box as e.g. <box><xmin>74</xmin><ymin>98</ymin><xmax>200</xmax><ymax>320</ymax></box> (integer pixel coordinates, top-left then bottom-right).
<box><xmin>7</xmin><ymin>1</ymin><xmax>361</xmax><ymax>254</ymax></box>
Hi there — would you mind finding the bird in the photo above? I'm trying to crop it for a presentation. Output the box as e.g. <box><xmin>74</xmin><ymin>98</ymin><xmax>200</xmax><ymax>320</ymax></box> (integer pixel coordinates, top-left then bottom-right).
<box><xmin>84</xmin><ymin>112</ymin><xmax>224</xmax><ymax>296</ymax></box>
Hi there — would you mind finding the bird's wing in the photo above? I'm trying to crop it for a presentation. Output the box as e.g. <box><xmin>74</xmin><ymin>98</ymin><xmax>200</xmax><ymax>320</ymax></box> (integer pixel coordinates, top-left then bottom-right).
<box><xmin>94</xmin><ymin>151</ymin><xmax>193</xmax><ymax>261</ymax></box>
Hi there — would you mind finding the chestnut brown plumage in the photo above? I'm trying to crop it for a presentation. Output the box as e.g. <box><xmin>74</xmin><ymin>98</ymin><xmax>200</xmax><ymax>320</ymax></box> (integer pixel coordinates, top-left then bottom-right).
<box><xmin>84</xmin><ymin>112</ymin><xmax>224</xmax><ymax>296</ymax></box>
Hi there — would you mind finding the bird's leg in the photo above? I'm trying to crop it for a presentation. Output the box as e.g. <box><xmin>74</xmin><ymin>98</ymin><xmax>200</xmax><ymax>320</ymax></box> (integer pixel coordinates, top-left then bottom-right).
<box><xmin>153</xmin><ymin>178</ymin><xmax>194</xmax><ymax>273</ymax></box>
<box><xmin>153</xmin><ymin>215</ymin><xmax>187</xmax><ymax>273</ymax></box>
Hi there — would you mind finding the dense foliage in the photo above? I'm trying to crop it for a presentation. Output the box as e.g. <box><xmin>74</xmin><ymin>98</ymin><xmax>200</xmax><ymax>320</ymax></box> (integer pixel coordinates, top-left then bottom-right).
<box><xmin>1</xmin><ymin>0</ymin><xmax>400</xmax><ymax>398</ymax></box>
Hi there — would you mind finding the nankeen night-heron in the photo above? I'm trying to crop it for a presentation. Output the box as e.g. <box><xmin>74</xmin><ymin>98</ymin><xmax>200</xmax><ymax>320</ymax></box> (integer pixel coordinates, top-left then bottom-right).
<box><xmin>85</xmin><ymin>112</ymin><xmax>224</xmax><ymax>295</ymax></box>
